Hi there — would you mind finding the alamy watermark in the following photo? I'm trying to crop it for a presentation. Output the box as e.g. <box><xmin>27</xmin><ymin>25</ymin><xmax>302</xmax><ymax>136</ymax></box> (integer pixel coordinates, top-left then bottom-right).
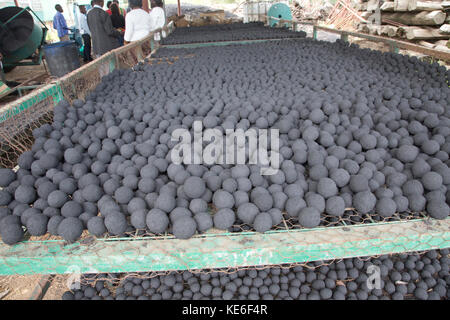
<box><xmin>170</xmin><ymin>121</ymin><xmax>280</xmax><ymax>175</ymax></box>
<box><xmin>366</xmin><ymin>265</ymin><xmax>382</xmax><ymax>290</ymax></box>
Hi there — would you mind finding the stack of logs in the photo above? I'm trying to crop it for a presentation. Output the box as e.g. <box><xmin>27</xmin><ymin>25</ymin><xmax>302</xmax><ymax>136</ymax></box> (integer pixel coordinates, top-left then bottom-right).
<box><xmin>355</xmin><ymin>0</ymin><xmax>449</xmax><ymax>51</ymax></box>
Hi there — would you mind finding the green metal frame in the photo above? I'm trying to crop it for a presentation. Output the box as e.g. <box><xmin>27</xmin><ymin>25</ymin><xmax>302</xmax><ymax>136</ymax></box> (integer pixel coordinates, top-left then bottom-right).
<box><xmin>0</xmin><ymin>218</ymin><xmax>448</xmax><ymax>275</ymax></box>
<box><xmin>1</xmin><ymin>21</ymin><xmax>449</xmax><ymax>275</ymax></box>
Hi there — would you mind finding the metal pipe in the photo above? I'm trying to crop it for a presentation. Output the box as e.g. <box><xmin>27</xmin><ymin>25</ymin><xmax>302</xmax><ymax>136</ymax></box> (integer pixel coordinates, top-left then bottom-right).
<box><xmin>14</xmin><ymin>0</ymin><xmax>19</xmax><ymax>6</ymax></box>
<box><xmin>177</xmin><ymin>0</ymin><xmax>181</xmax><ymax>16</ymax></box>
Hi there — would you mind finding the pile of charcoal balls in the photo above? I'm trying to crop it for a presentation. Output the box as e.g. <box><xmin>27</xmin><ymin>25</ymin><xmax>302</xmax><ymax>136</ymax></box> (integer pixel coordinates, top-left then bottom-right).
<box><xmin>0</xmin><ymin>37</ymin><xmax>449</xmax><ymax>245</ymax></box>
<box><xmin>61</xmin><ymin>249</ymin><xmax>449</xmax><ymax>300</ymax></box>
<box><xmin>161</xmin><ymin>22</ymin><xmax>306</xmax><ymax>45</ymax></box>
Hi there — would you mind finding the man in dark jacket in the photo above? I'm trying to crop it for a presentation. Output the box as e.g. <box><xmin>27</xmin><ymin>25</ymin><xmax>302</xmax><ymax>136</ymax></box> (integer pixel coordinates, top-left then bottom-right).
<box><xmin>87</xmin><ymin>0</ymin><xmax>121</xmax><ymax>57</ymax></box>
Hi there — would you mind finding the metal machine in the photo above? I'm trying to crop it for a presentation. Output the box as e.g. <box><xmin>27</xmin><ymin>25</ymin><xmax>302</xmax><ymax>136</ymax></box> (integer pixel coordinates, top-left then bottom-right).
<box><xmin>267</xmin><ymin>2</ymin><xmax>292</xmax><ymax>28</ymax></box>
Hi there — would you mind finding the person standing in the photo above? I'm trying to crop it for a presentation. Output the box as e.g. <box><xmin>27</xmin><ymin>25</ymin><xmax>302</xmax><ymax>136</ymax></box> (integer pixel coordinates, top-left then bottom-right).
<box><xmin>78</xmin><ymin>5</ymin><xmax>93</xmax><ymax>62</ymax></box>
<box><xmin>113</xmin><ymin>0</ymin><xmax>127</xmax><ymax>17</ymax></box>
<box><xmin>53</xmin><ymin>4</ymin><xmax>69</xmax><ymax>41</ymax></box>
<box><xmin>149</xmin><ymin>0</ymin><xmax>166</xmax><ymax>41</ymax></box>
<box><xmin>110</xmin><ymin>3</ymin><xmax>125</xmax><ymax>46</ymax></box>
<box><xmin>87</xmin><ymin>0</ymin><xmax>122</xmax><ymax>57</ymax></box>
<box><xmin>123</xmin><ymin>0</ymin><xmax>151</xmax><ymax>44</ymax></box>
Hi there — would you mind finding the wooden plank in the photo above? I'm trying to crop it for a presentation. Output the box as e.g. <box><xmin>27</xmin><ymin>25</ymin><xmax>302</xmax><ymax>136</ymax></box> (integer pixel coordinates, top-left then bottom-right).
<box><xmin>0</xmin><ymin>218</ymin><xmax>448</xmax><ymax>275</ymax></box>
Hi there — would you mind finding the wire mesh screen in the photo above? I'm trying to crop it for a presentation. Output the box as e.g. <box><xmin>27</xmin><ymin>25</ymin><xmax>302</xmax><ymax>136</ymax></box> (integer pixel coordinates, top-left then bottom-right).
<box><xmin>59</xmin><ymin>53</ymin><xmax>116</xmax><ymax>104</ymax></box>
<box><xmin>52</xmin><ymin>248</ymin><xmax>449</xmax><ymax>300</ymax></box>
<box><xmin>0</xmin><ymin>85</ymin><xmax>62</xmax><ymax>168</ymax></box>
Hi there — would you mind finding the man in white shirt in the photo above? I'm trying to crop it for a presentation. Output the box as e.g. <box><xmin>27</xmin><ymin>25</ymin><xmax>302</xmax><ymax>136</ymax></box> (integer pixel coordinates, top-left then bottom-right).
<box><xmin>124</xmin><ymin>0</ymin><xmax>152</xmax><ymax>43</ymax></box>
<box><xmin>149</xmin><ymin>0</ymin><xmax>166</xmax><ymax>41</ymax></box>
<box><xmin>79</xmin><ymin>5</ymin><xmax>92</xmax><ymax>62</ymax></box>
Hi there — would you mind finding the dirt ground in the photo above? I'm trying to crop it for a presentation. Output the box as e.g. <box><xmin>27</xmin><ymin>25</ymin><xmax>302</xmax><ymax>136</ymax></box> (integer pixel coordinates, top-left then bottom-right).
<box><xmin>0</xmin><ymin>274</ymin><xmax>69</xmax><ymax>300</ymax></box>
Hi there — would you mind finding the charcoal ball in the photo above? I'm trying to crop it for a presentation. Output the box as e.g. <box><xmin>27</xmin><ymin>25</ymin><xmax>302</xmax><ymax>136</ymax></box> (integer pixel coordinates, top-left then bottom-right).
<box><xmin>254</xmin><ymin>212</ymin><xmax>272</xmax><ymax>233</ymax></box>
<box><xmin>189</xmin><ymin>199</ymin><xmax>208</xmax><ymax>214</ymax></box>
<box><xmin>421</xmin><ymin>172</ymin><xmax>443</xmax><ymax>191</ymax></box>
<box><xmin>330</xmin><ymin>168</ymin><xmax>350</xmax><ymax>188</ymax></box>
<box><xmin>183</xmin><ymin>176</ymin><xmax>206</xmax><ymax>199</ymax></box>
<box><xmin>317</xmin><ymin>178</ymin><xmax>337</xmax><ymax>198</ymax></box>
<box><xmin>353</xmin><ymin>191</ymin><xmax>376</xmax><ymax>214</ymax></box>
<box><xmin>427</xmin><ymin>201</ymin><xmax>449</xmax><ymax>220</ymax></box>
<box><xmin>87</xmin><ymin>216</ymin><xmax>107</xmax><ymax>237</ymax></box>
<box><xmin>268</xmin><ymin>208</ymin><xmax>283</xmax><ymax>226</ymax></box>
<box><xmin>155</xmin><ymin>193</ymin><xmax>176</xmax><ymax>213</ymax></box>
<box><xmin>325</xmin><ymin>196</ymin><xmax>345</xmax><ymax>216</ymax></box>
<box><xmin>212</xmin><ymin>190</ymin><xmax>234</xmax><ymax>209</ymax></box>
<box><xmin>131</xmin><ymin>209</ymin><xmax>147</xmax><ymax>229</ymax></box>
<box><xmin>114</xmin><ymin>186</ymin><xmax>134</xmax><ymax>204</ymax></box>
<box><xmin>64</xmin><ymin>148</ymin><xmax>82</xmax><ymax>165</ymax></box>
<box><xmin>61</xmin><ymin>201</ymin><xmax>83</xmax><ymax>218</ymax></box>
<box><xmin>397</xmin><ymin>145</ymin><xmax>419</xmax><ymax>163</ymax></box>
<box><xmin>213</xmin><ymin>208</ymin><xmax>235</xmax><ymax>230</ymax></box>
<box><xmin>0</xmin><ymin>190</ymin><xmax>12</xmax><ymax>206</ymax></box>
<box><xmin>26</xmin><ymin>214</ymin><xmax>48</xmax><ymax>236</ymax></box>
<box><xmin>0</xmin><ymin>168</ymin><xmax>16</xmax><ymax>187</ymax></box>
<box><xmin>253</xmin><ymin>194</ymin><xmax>273</xmax><ymax>211</ymax></box>
<box><xmin>237</xmin><ymin>203</ymin><xmax>259</xmax><ymax>224</ymax></box>
<box><xmin>376</xmin><ymin>197</ymin><xmax>397</xmax><ymax>217</ymax></box>
<box><xmin>298</xmin><ymin>207</ymin><xmax>320</xmax><ymax>228</ymax></box>
<box><xmin>285</xmin><ymin>196</ymin><xmax>306</xmax><ymax>218</ymax></box>
<box><xmin>305</xmin><ymin>193</ymin><xmax>325</xmax><ymax>213</ymax></box>
<box><xmin>138</xmin><ymin>178</ymin><xmax>155</xmax><ymax>193</ymax></box>
<box><xmin>82</xmin><ymin>185</ymin><xmax>103</xmax><ymax>202</ymax></box>
<box><xmin>48</xmin><ymin>190</ymin><xmax>68</xmax><ymax>208</ymax></box>
<box><xmin>172</xmin><ymin>216</ymin><xmax>197</xmax><ymax>239</ymax></box>
<box><xmin>15</xmin><ymin>185</ymin><xmax>36</xmax><ymax>204</ymax></box>
<box><xmin>104</xmin><ymin>212</ymin><xmax>128</xmax><ymax>235</ymax></box>
<box><xmin>47</xmin><ymin>215</ymin><xmax>64</xmax><ymax>236</ymax></box>
<box><xmin>57</xmin><ymin>217</ymin><xmax>83</xmax><ymax>242</ymax></box>
<box><xmin>146</xmin><ymin>209</ymin><xmax>169</xmax><ymax>234</ymax></box>
<box><xmin>194</xmin><ymin>212</ymin><xmax>213</xmax><ymax>232</ymax></box>
<box><xmin>170</xmin><ymin>207</ymin><xmax>192</xmax><ymax>223</ymax></box>
<box><xmin>0</xmin><ymin>222</ymin><xmax>24</xmax><ymax>245</ymax></box>
<box><xmin>349</xmin><ymin>175</ymin><xmax>369</xmax><ymax>193</ymax></box>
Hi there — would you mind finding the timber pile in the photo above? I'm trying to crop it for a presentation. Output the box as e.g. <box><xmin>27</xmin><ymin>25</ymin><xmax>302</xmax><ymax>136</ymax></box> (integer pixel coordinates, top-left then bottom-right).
<box><xmin>354</xmin><ymin>0</ymin><xmax>450</xmax><ymax>51</ymax></box>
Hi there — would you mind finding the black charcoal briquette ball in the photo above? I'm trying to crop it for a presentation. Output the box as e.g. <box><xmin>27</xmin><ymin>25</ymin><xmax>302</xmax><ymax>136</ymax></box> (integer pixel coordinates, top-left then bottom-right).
<box><xmin>57</xmin><ymin>217</ymin><xmax>83</xmax><ymax>242</ymax></box>
<box><xmin>61</xmin><ymin>201</ymin><xmax>83</xmax><ymax>218</ymax></box>
<box><xmin>253</xmin><ymin>193</ymin><xmax>273</xmax><ymax>212</ymax></box>
<box><xmin>376</xmin><ymin>197</ymin><xmax>397</xmax><ymax>217</ymax></box>
<box><xmin>146</xmin><ymin>208</ymin><xmax>169</xmax><ymax>234</ymax></box>
<box><xmin>353</xmin><ymin>191</ymin><xmax>376</xmax><ymax>214</ymax></box>
<box><xmin>47</xmin><ymin>215</ymin><xmax>64</xmax><ymax>236</ymax></box>
<box><xmin>114</xmin><ymin>186</ymin><xmax>134</xmax><ymax>204</ymax></box>
<box><xmin>82</xmin><ymin>185</ymin><xmax>104</xmax><ymax>202</ymax></box>
<box><xmin>155</xmin><ymin>193</ymin><xmax>176</xmax><ymax>213</ymax></box>
<box><xmin>0</xmin><ymin>168</ymin><xmax>16</xmax><ymax>187</ymax></box>
<box><xmin>0</xmin><ymin>222</ymin><xmax>24</xmax><ymax>245</ymax></box>
<box><xmin>0</xmin><ymin>190</ymin><xmax>12</xmax><ymax>206</ymax></box>
<box><xmin>189</xmin><ymin>199</ymin><xmax>208</xmax><ymax>214</ymax></box>
<box><xmin>87</xmin><ymin>216</ymin><xmax>107</xmax><ymax>237</ymax></box>
<box><xmin>237</xmin><ymin>203</ymin><xmax>259</xmax><ymax>224</ymax></box>
<box><xmin>421</xmin><ymin>171</ymin><xmax>443</xmax><ymax>191</ymax></box>
<box><xmin>47</xmin><ymin>190</ymin><xmax>68</xmax><ymax>208</ymax></box>
<box><xmin>213</xmin><ymin>208</ymin><xmax>235</xmax><ymax>230</ymax></box>
<box><xmin>397</xmin><ymin>145</ymin><xmax>419</xmax><ymax>163</ymax></box>
<box><xmin>325</xmin><ymin>196</ymin><xmax>345</xmax><ymax>216</ymax></box>
<box><xmin>268</xmin><ymin>208</ymin><xmax>282</xmax><ymax>225</ymax></box>
<box><xmin>298</xmin><ymin>207</ymin><xmax>320</xmax><ymax>228</ymax></box>
<box><xmin>183</xmin><ymin>176</ymin><xmax>206</xmax><ymax>199</ymax></box>
<box><xmin>104</xmin><ymin>212</ymin><xmax>128</xmax><ymax>235</ymax></box>
<box><xmin>317</xmin><ymin>178</ymin><xmax>337</xmax><ymax>198</ymax></box>
<box><xmin>427</xmin><ymin>201</ymin><xmax>449</xmax><ymax>220</ymax></box>
<box><xmin>253</xmin><ymin>212</ymin><xmax>272</xmax><ymax>233</ymax></box>
<box><xmin>212</xmin><ymin>190</ymin><xmax>235</xmax><ymax>209</ymax></box>
<box><xmin>64</xmin><ymin>148</ymin><xmax>82</xmax><ymax>165</ymax></box>
<box><xmin>172</xmin><ymin>216</ymin><xmax>197</xmax><ymax>239</ymax></box>
<box><xmin>14</xmin><ymin>185</ymin><xmax>36</xmax><ymax>204</ymax></box>
<box><xmin>26</xmin><ymin>214</ymin><xmax>48</xmax><ymax>236</ymax></box>
<box><xmin>194</xmin><ymin>212</ymin><xmax>213</xmax><ymax>232</ymax></box>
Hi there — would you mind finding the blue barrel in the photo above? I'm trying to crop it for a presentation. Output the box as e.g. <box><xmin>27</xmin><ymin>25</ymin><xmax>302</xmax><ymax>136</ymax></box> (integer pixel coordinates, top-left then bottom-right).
<box><xmin>43</xmin><ymin>41</ymin><xmax>81</xmax><ymax>77</ymax></box>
